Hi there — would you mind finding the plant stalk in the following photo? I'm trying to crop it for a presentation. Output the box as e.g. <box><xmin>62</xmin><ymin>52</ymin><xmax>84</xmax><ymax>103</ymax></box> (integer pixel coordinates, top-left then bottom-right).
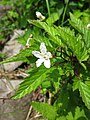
<box><xmin>46</xmin><ymin>0</ymin><xmax>50</xmax><ymax>16</ymax></box>
<box><xmin>61</xmin><ymin>2</ymin><xmax>69</xmax><ymax>26</ymax></box>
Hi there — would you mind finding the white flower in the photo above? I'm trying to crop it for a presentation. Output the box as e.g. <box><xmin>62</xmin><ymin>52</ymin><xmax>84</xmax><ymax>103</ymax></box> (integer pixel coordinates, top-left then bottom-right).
<box><xmin>36</xmin><ymin>11</ymin><xmax>45</xmax><ymax>20</ymax></box>
<box><xmin>32</xmin><ymin>42</ymin><xmax>52</xmax><ymax>68</ymax></box>
<box><xmin>87</xmin><ymin>24</ymin><xmax>90</xmax><ymax>29</ymax></box>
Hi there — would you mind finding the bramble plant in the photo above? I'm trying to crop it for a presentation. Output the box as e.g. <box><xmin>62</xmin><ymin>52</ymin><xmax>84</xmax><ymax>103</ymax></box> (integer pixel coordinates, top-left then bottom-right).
<box><xmin>0</xmin><ymin>0</ymin><xmax>90</xmax><ymax>120</ymax></box>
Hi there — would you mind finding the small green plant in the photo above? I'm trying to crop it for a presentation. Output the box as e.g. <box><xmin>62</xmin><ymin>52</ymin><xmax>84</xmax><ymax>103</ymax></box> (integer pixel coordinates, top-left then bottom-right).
<box><xmin>0</xmin><ymin>0</ymin><xmax>90</xmax><ymax>119</ymax></box>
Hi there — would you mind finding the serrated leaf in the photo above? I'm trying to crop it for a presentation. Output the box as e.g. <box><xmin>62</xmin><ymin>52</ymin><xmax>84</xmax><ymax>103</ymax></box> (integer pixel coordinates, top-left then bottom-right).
<box><xmin>73</xmin><ymin>77</ymin><xmax>81</xmax><ymax>91</ymax></box>
<box><xmin>69</xmin><ymin>13</ymin><xmax>85</xmax><ymax>34</ymax></box>
<box><xmin>32</xmin><ymin>27</ymin><xmax>53</xmax><ymax>48</ymax></box>
<box><xmin>79</xmin><ymin>81</ymin><xmax>90</xmax><ymax>109</ymax></box>
<box><xmin>74</xmin><ymin>106</ymin><xmax>86</xmax><ymax>120</ymax></box>
<box><xmin>69</xmin><ymin>13</ymin><xmax>90</xmax><ymax>52</ymax></box>
<box><xmin>0</xmin><ymin>44</ymin><xmax>38</xmax><ymax>64</ymax></box>
<box><xmin>84</xmin><ymin>30</ymin><xmax>90</xmax><ymax>52</ymax></box>
<box><xmin>66</xmin><ymin>106</ymin><xmax>86</xmax><ymax>120</ymax></box>
<box><xmin>56</xmin><ymin>106</ymin><xmax>86</xmax><ymax>120</ymax></box>
<box><xmin>0</xmin><ymin>48</ymin><xmax>31</xmax><ymax>64</ymax></box>
<box><xmin>28</xmin><ymin>20</ymin><xmax>61</xmax><ymax>45</ymax></box>
<box><xmin>31</xmin><ymin>102</ymin><xmax>57</xmax><ymax>120</ymax></box>
<box><xmin>66</xmin><ymin>112</ymin><xmax>74</xmax><ymax>120</ymax></box>
<box><xmin>56</xmin><ymin>27</ymin><xmax>89</xmax><ymax>61</ymax></box>
<box><xmin>56</xmin><ymin>116</ymin><xmax>66</xmax><ymax>120</ymax></box>
<box><xmin>12</xmin><ymin>66</ymin><xmax>55</xmax><ymax>99</ymax></box>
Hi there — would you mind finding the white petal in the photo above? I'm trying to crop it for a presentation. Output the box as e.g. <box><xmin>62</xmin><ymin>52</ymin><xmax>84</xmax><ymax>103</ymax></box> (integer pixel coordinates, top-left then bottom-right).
<box><xmin>45</xmin><ymin>52</ymin><xmax>52</xmax><ymax>59</ymax></box>
<box><xmin>36</xmin><ymin>11</ymin><xmax>45</xmax><ymax>20</ymax></box>
<box><xmin>32</xmin><ymin>51</ymin><xmax>43</xmax><ymax>58</ymax></box>
<box><xmin>40</xmin><ymin>42</ymin><xmax>47</xmax><ymax>54</ymax></box>
<box><xmin>36</xmin><ymin>11</ymin><xmax>42</xmax><ymax>18</ymax></box>
<box><xmin>44</xmin><ymin>59</ymin><xmax>50</xmax><ymax>68</ymax></box>
<box><xmin>36</xmin><ymin>58</ymin><xmax>44</xmax><ymax>67</ymax></box>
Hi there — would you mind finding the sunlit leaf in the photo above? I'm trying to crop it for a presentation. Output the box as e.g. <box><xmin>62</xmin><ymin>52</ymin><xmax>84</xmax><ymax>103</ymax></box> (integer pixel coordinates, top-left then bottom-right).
<box><xmin>31</xmin><ymin>102</ymin><xmax>57</xmax><ymax>120</ymax></box>
<box><xmin>12</xmin><ymin>66</ymin><xmax>55</xmax><ymax>99</ymax></box>
<box><xmin>79</xmin><ymin>81</ymin><xmax>90</xmax><ymax>109</ymax></box>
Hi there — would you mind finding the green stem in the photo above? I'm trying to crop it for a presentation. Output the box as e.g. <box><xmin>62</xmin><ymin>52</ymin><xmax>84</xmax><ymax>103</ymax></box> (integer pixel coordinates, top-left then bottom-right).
<box><xmin>61</xmin><ymin>2</ymin><xmax>68</xmax><ymax>26</ymax></box>
<box><xmin>46</xmin><ymin>0</ymin><xmax>50</xmax><ymax>16</ymax></box>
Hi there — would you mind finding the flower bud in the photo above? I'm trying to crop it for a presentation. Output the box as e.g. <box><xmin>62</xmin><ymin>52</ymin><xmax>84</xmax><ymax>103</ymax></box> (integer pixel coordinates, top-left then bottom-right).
<box><xmin>87</xmin><ymin>24</ymin><xmax>90</xmax><ymax>29</ymax></box>
<box><xmin>36</xmin><ymin>11</ymin><xmax>45</xmax><ymax>20</ymax></box>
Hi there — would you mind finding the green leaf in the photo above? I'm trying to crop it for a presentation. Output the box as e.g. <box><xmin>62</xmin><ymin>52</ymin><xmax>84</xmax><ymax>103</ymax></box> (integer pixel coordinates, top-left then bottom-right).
<box><xmin>56</xmin><ymin>116</ymin><xmax>66</xmax><ymax>120</ymax></box>
<box><xmin>46</xmin><ymin>7</ymin><xmax>63</xmax><ymax>25</ymax></box>
<box><xmin>0</xmin><ymin>44</ymin><xmax>38</xmax><ymax>64</ymax></box>
<box><xmin>54</xmin><ymin>86</ymin><xmax>70</xmax><ymax>115</ymax></box>
<box><xmin>31</xmin><ymin>27</ymin><xmax>53</xmax><ymax>48</ymax></box>
<box><xmin>79</xmin><ymin>81</ymin><xmax>90</xmax><ymax>109</ymax></box>
<box><xmin>74</xmin><ymin>106</ymin><xmax>86</xmax><ymax>120</ymax></box>
<box><xmin>79</xmin><ymin>62</ymin><xmax>87</xmax><ymax>70</ymax></box>
<box><xmin>69</xmin><ymin>13</ymin><xmax>85</xmax><ymax>34</ymax></box>
<box><xmin>56</xmin><ymin>27</ymin><xmax>89</xmax><ymax>61</ymax></box>
<box><xmin>73</xmin><ymin>76</ymin><xmax>90</xmax><ymax>109</ymax></box>
<box><xmin>73</xmin><ymin>77</ymin><xmax>81</xmax><ymax>91</ymax></box>
<box><xmin>28</xmin><ymin>20</ymin><xmax>61</xmax><ymax>46</ymax></box>
<box><xmin>84</xmin><ymin>29</ymin><xmax>90</xmax><ymax>52</ymax></box>
<box><xmin>12</xmin><ymin>66</ymin><xmax>55</xmax><ymax>99</ymax></box>
<box><xmin>0</xmin><ymin>49</ymin><xmax>30</xmax><ymax>64</ymax></box>
<box><xmin>31</xmin><ymin>102</ymin><xmax>57</xmax><ymax>120</ymax></box>
<box><xmin>69</xmin><ymin>13</ymin><xmax>90</xmax><ymax>52</ymax></box>
<box><xmin>66</xmin><ymin>112</ymin><xmax>74</xmax><ymax>120</ymax></box>
<box><xmin>66</xmin><ymin>106</ymin><xmax>86</xmax><ymax>120</ymax></box>
<box><xmin>56</xmin><ymin>106</ymin><xmax>86</xmax><ymax>120</ymax></box>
